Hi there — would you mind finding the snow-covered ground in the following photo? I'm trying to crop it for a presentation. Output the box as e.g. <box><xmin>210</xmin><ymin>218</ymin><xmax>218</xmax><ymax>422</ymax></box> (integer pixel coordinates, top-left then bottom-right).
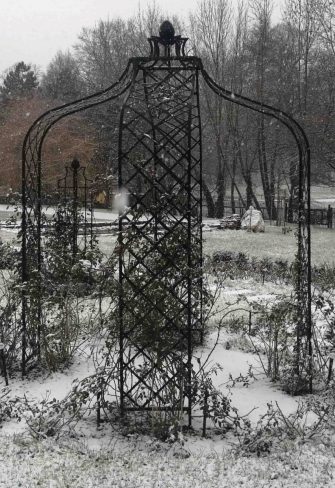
<box><xmin>1</xmin><ymin>325</ymin><xmax>334</xmax><ymax>487</ymax></box>
<box><xmin>1</xmin><ymin>206</ymin><xmax>335</xmax><ymax>486</ymax></box>
<box><xmin>1</xmin><ymin>279</ymin><xmax>332</xmax><ymax>486</ymax></box>
<box><xmin>0</xmin><ymin>329</ymin><xmax>298</xmax><ymax>437</ymax></box>
<box><xmin>0</xmin><ymin>433</ymin><xmax>334</xmax><ymax>487</ymax></box>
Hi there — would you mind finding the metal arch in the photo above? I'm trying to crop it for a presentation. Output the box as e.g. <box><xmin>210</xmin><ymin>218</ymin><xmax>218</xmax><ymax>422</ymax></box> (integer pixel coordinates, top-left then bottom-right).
<box><xmin>21</xmin><ymin>62</ymin><xmax>135</xmax><ymax>374</ymax></box>
<box><xmin>201</xmin><ymin>68</ymin><xmax>312</xmax><ymax>391</ymax></box>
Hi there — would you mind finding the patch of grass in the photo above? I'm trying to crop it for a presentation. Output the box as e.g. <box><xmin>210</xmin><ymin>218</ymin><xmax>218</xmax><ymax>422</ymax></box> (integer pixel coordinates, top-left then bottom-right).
<box><xmin>203</xmin><ymin>224</ymin><xmax>335</xmax><ymax>266</ymax></box>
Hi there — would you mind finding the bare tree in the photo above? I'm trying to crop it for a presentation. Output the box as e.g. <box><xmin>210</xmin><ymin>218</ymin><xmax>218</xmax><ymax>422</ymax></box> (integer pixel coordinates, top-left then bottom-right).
<box><xmin>41</xmin><ymin>51</ymin><xmax>83</xmax><ymax>102</ymax></box>
<box><xmin>190</xmin><ymin>0</ymin><xmax>234</xmax><ymax>217</ymax></box>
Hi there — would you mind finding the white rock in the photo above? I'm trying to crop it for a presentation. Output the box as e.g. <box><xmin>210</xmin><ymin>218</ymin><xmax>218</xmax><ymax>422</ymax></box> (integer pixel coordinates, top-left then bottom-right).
<box><xmin>241</xmin><ymin>206</ymin><xmax>265</xmax><ymax>232</ymax></box>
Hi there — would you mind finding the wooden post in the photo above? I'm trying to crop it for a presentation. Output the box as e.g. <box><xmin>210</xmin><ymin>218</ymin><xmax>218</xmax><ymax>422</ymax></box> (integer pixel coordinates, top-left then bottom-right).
<box><xmin>327</xmin><ymin>356</ymin><xmax>334</xmax><ymax>384</ymax></box>
<box><xmin>202</xmin><ymin>388</ymin><xmax>208</xmax><ymax>437</ymax></box>
<box><xmin>327</xmin><ymin>205</ymin><xmax>333</xmax><ymax>229</ymax></box>
<box><xmin>97</xmin><ymin>392</ymin><xmax>101</xmax><ymax>427</ymax></box>
<box><xmin>0</xmin><ymin>343</ymin><xmax>8</xmax><ymax>386</ymax></box>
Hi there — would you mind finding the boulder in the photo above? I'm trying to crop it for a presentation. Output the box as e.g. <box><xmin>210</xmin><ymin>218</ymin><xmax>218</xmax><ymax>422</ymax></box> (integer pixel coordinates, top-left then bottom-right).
<box><xmin>241</xmin><ymin>206</ymin><xmax>265</xmax><ymax>232</ymax></box>
<box><xmin>219</xmin><ymin>214</ymin><xmax>241</xmax><ymax>230</ymax></box>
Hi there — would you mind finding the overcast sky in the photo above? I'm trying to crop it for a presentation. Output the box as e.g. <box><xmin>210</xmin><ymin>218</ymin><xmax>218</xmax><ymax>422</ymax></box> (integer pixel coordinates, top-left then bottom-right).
<box><xmin>1</xmin><ymin>0</ymin><xmax>283</xmax><ymax>75</ymax></box>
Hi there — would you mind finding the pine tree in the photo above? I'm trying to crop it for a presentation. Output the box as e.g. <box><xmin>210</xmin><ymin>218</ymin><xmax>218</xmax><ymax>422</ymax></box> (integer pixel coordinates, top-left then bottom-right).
<box><xmin>1</xmin><ymin>62</ymin><xmax>38</xmax><ymax>100</ymax></box>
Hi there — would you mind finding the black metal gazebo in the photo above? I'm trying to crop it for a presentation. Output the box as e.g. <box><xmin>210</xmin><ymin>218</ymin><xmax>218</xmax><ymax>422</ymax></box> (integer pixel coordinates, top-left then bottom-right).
<box><xmin>21</xmin><ymin>21</ymin><xmax>312</xmax><ymax>422</ymax></box>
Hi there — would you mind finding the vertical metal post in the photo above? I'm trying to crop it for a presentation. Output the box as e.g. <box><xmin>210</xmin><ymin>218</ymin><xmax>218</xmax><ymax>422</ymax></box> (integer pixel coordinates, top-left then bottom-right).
<box><xmin>197</xmin><ymin>69</ymin><xmax>204</xmax><ymax>346</ymax></box>
<box><xmin>90</xmin><ymin>192</ymin><xmax>94</xmax><ymax>250</ymax></box>
<box><xmin>186</xmin><ymin>73</ymin><xmax>197</xmax><ymax>429</ymax></box>
<box><xmin>118</xmin><ymin>217</ymin><xmax>124</xmax><ymax>418</ymax></box>
<box><xmin>118</xmin><ymin>98</ymin><xmax>126</xmax><ymax>418</ymax></box>
<box><xmin>83</xmin><ymin>175</ymin><xmax>87</xmax><ymax>253</ymax></box>
<box><xmin>71</xmin><ymin>159</ymin><xmax>80</xmax><ymax>259</ymax></box>
<box><xmin>21</xmin><ymin>143</ymin><xmax>27</xmax><ymax>377</ymax></box>
<box><xmin>305</xmin><ymin>144</ymin><xmax>312</xmax><ymax>394</ymax></box>
<box><xmin>143</xmin><ymin>70</ymin><xmax>158</xmax><ymax>243</ymax></box>
<box><xmin>36</xmin><ymin>148</ymin><xmax>42</xmax><ymax>362</ymax></box>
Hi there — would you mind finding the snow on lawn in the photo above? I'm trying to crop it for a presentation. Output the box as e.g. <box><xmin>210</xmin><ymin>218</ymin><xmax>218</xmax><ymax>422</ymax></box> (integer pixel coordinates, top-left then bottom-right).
<box><xmin>0</xmin><ymin>428</ymin><xmax>334</xmax><ymax>487</ymax></box>
<box><xmin>0</xmin><ymin>349</ymin><xmax>96</xmax><ymax>438</ymax></box>
<box><xmin>203</xmin><ymin>227</ymin><xmax>297</xmax><ymax>261</ymax></box>
<box><xmin>196</xmin><ymin>332</ymin><xmax>299</xmax><ymax>421</ymax></box>
<box><xmin>0</xmin><ymin>319</ymin><xmax>305</xmax><ymax>487</ymax></box>
<box><xmin>1</xmin><ymin>206</ymin><xmax>335</xmax><ymax>265</ymax></box>
<box><xmin>1</xmin><ymin>326</ymin><xmax>297</xmax><ymax>437</ymax></box>
<box><xmin>203</xmin><ymin>226</ymin><xmax>335</xmax><ymax>266</ymax></box>
<box><xmin>1</xmin><ymin>209</ymin><xmax>335</xmax><ymax>485</ymax></box>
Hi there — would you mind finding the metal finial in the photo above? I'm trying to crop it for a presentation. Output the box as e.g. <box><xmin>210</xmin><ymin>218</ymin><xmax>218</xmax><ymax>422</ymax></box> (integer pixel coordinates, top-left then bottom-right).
<box><xmin>148</xmin><ymin>21</ymin><xmax>188</xmax><ymax>58</ymax></box>
<box><xmin>159</xmin><ymin>21</ymin><xmax>175</xmax><ymax>45</ymax></box>
<box><xmin>71</xmin><ymin>158</ymin><xmax>80</xmax><ymax>170</ymax></box>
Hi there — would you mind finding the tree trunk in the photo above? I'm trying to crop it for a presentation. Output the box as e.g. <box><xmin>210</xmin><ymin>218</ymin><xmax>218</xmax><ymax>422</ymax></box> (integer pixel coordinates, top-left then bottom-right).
<box><xmin>215</xmin><ymin>163</ymin><xmax>225</xmax><ymax>219</ymax></box>
<box><xmin>202</xmin><ymin>178</ymin><xmax>215</xmax><ymax>218</ymax></box>
<box><xmin>288</xmin><ymin>160</ymin><xmax>299</xmax><ymax>223</ymax></box>
<box><xmin>258</xmin><ymin>118</ymin><xmax>277</xmax><ymax>220</ymax></box>
<box><xmin>231</xmin><ymin>155</ymin><xmax>236</xmax><ymax>213</ymax></box>
<box><xmin>243</xmin><ymin>171</ymin><xmax>261</xmax><ymax>211</ymax></box>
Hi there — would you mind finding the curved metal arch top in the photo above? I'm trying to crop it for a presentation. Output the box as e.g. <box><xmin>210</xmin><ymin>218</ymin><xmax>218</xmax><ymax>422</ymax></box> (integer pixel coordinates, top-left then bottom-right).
<box><xmin>22</xmin><ymin>61</ymin><xmax>134</xmax><ymax>243</ymax></box>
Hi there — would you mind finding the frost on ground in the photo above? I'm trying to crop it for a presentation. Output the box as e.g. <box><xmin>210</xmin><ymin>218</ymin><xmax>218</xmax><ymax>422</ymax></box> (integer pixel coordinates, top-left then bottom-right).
<box><xmin>0</xmin><ymin>434</ymin><xmax>334</xmax><ymax>487</ymax></box>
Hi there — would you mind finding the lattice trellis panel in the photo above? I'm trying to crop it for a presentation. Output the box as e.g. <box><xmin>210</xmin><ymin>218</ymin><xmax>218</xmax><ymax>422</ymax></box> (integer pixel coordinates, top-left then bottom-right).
<box><xmin>118</xmin><ymin>58</ymin><xmax>202</xmax><ymax>423</ymax></box>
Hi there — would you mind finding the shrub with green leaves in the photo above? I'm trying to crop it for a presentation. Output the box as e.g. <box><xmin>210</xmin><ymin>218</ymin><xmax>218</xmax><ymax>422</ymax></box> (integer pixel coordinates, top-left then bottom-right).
<box><xmin>116</xmin><ymin>215</ymin><xmax>204</xmax><ymax>356</ymax></box>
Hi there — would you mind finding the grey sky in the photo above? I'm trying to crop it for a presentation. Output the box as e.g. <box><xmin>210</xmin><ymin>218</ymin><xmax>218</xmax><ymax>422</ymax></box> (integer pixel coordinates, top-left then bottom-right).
<box><xmin>1</xmin><ymin>0</ymin><xmax>283</xmax><ymax>75</ymax></box>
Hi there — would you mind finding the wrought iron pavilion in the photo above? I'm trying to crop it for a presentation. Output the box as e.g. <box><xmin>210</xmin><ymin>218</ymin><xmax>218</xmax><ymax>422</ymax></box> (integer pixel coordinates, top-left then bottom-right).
<box><xmin>21</xmin><ymin>21</ymin><xmax>312</xmax><ymax>420</ymax></box>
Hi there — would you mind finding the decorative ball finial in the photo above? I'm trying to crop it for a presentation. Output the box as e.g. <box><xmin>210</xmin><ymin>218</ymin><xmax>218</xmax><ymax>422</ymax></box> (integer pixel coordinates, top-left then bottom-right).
<box><xmin>159</xmin><ymin>21</ymin><xmax>175</xmax><ymax>45</ymax></box>
<box><xmin>148</xmin><ymin>22</ymin><xmax>188</xmax><ymax>58</ymax></box>
<box><xmin>71</xmin><ymin>158</ymin><xmax>80</xmax><ymax>170</ymax></box>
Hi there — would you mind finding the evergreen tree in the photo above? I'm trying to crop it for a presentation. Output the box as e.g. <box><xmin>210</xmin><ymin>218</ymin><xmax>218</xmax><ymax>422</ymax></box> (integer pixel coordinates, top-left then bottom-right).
<box><xmin>0</xmin><ymin>62</ymin><xmax>38</xmax><ymax>100</ymax></box>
